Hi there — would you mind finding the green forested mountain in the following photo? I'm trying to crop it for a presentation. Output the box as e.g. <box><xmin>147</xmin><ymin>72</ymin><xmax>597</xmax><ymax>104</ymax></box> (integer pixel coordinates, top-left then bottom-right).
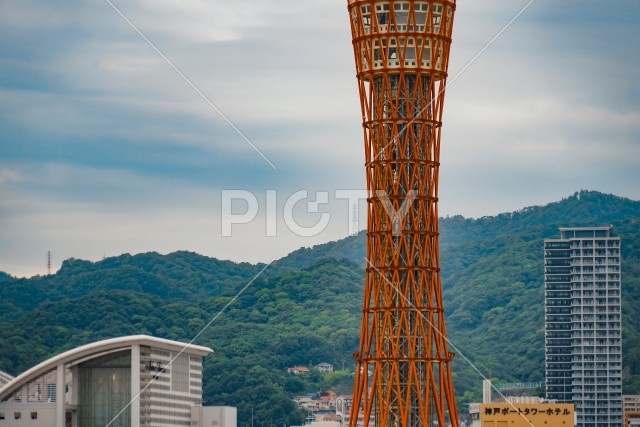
<box><xmin>1</xmin><ymin>190</ymin><xmax>639</xmax><ymax>425</ymax></box>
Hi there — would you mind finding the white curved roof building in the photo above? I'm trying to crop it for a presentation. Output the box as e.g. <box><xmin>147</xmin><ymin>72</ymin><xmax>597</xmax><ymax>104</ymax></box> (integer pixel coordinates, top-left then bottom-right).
<box><xmin>0</xmin><ymin>335</ymin><xmax>214</xmax><ymax>427</ymax></box>
<box><xmin>0</xmin><ymin>372</ymin><xmax>14</xmax><ymax>389</ymax></box>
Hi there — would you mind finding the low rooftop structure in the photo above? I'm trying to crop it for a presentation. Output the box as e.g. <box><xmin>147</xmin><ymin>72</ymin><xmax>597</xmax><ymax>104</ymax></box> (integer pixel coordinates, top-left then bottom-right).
<box><xmin>287</xmin><ymin>366</ymin><xmax>309</xmax><ymax>375</ymax></box>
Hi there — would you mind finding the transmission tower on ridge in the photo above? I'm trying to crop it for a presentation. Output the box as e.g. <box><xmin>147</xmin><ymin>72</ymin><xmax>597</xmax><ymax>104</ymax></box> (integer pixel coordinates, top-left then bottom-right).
<box><xmin>346</xmin><ymin>1</ymin><xmax>459</xmax><ymax>426</ymax></box>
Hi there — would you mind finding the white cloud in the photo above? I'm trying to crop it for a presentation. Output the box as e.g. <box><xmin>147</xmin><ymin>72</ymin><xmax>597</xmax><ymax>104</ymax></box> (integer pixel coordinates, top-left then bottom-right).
<box><xmin>0</xmin><ymin>168</ymin><xmax>21</xmax><ymax>187</ymax></box>
<box><xmin>130</xmin><ymin>0</ymin><xmax>273</xmax><ymax>43</ymax></box>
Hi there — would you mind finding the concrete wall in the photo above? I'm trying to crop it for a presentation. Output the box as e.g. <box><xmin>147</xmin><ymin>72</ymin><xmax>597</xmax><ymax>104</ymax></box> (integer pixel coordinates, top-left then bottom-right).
<box><xmin>191</xmin><ymin>406</ymin><xmax>237</xmax><ymax>427</ymax></box>
<box><xmin>0</xmin><ymin>403</ymin><xmax>57</xmax><ymax>427</ymax></box>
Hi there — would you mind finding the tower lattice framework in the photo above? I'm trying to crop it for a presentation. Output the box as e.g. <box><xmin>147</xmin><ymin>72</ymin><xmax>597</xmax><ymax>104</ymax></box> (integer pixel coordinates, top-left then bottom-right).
<box><xmin>346</xmin><ymin>1</ymin><xmax>458</xmax><ymax>426</ymax></box>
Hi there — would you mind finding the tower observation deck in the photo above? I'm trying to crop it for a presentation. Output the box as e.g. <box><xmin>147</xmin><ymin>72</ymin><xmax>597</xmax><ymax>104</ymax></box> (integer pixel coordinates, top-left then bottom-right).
<box><xmin>346</xmin><ymin>1</ymin><xmax>458</xmax><ymax>426</ymax></box>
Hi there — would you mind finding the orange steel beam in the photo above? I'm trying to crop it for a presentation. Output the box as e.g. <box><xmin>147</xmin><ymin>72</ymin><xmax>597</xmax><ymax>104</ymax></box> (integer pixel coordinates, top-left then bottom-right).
<box><xmin>346</xmin><ymin>1</ymin><xmax>458</xmax><ymax>426</ymax></box>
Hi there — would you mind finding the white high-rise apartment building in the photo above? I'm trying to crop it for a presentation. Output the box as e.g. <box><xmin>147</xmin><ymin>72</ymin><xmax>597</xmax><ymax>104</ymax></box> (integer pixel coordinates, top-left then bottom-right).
<box><xmin>545</xmin><ymin>227</ymin><xmax>622</xmax><ymax>426</ymax></box>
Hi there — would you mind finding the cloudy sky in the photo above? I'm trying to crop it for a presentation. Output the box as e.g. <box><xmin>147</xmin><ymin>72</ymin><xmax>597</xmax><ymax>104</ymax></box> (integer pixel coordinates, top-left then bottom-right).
<box><xmin>1</xmin><ymin>0</ymin><xmax>639</xmax><ymax>277</ymax></box>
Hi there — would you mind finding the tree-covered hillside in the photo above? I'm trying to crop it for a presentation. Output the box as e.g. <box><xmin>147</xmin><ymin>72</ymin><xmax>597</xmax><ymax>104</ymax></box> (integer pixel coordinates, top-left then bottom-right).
<box><xmin>1</xmin><ymin>190</ymin><xmax>639</xmax><ymax>425</ymax></box>
<box><xmin>440</xmin><ymin>192</ymin><xmax>640</xmax><ymax>405</ymax></box>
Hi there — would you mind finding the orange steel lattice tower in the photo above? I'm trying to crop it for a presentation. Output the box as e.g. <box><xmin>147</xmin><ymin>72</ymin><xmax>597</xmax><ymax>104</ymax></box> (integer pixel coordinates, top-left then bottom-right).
<box><xmin>346</xmin><ymin>1</ymin><xmax>458</xmax><ymax>426</ymax></box>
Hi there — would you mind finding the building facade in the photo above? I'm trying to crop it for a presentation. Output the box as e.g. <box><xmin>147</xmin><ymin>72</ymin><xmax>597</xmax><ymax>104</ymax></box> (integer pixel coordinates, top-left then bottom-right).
<box><xmin>624</xmin><ymin>395</ymin><xmax>640</xmax><ymax>414</ymax></box>
<box><xmin>545</xmin><ymin>227</ymin><xmax>622</xmax><ymax>426</ymax></box>
<box><xmin>314</xmin><ymin>363</ymin><xmax>334</xmax><ymax>374</ymax></box>
<box><xmin>623</xmin><ymin>395</ymin><xmax>640</xmax><ymax>426</ymax></box>
<box><xmin>0</xmin><ymin>335</ymin><xmax>219</xmax><ymax>427</ymax></box>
